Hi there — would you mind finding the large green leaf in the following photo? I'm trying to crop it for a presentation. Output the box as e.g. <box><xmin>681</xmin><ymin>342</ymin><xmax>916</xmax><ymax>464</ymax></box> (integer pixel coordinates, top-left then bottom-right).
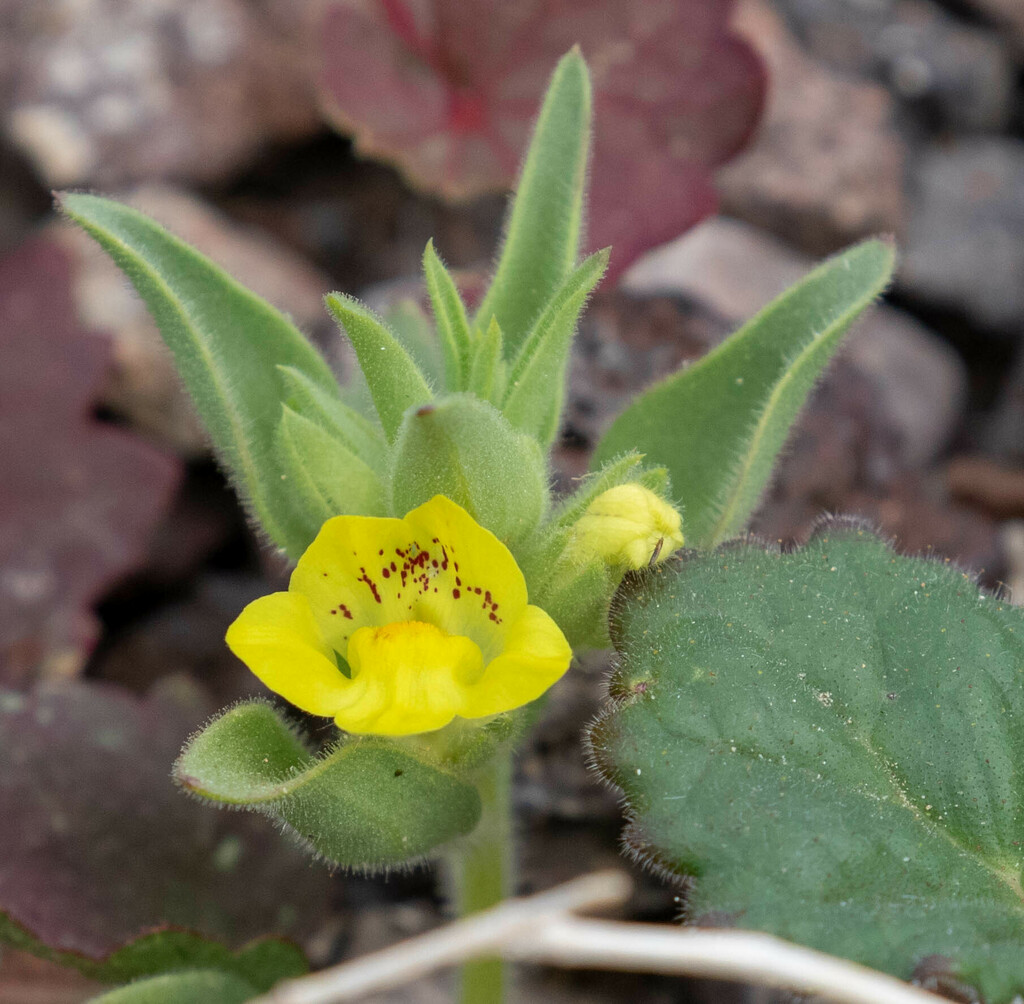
<box><xmin>590</xmin><ymin>240</ymin><xmax>896</xmax><ymax>548</ymax></box>
<box><xmin>588</xmin><ymin>525</ymin><xmax>1024</xmax><ymax>1002</ymax></box>
<box><xmin>58</xmin><ymin>193</ymin><xmax>344</xmax><ymax>558</ymax></box>
<box><xmin>174</xmin><ymin>702</ymin><xmax>482</xmax><ymax>869</ymax></box>
<box><xmin>473</xmin><ymin>48</ymin><xmax>591</xmax><ymax>356</ymax></box>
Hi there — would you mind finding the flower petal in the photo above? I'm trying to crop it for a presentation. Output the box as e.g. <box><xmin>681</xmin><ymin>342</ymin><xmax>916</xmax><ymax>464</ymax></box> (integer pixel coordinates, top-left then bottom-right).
<box><xmin>225</xmin><ymin>591</ymin><xmax>350</xmax><ymax>717</ymax></box>
<box><xmin>404</xmin><ymin>496</ymin><xmax>527</xmax><ymax>653</ymax></box>
<box><xmin>339</xmin><ymin>620</ymin><xmax>483</xmax><ymax>735</ymax></box>
<box><xmin>460</xmin><ymin>604</ymin><xmax>572</xmax><ymax>719</ymax></box>
<box><xmin>290</xmin><ymin>496</ymin><xmax>528</xmax><ymax>658</ymax></box>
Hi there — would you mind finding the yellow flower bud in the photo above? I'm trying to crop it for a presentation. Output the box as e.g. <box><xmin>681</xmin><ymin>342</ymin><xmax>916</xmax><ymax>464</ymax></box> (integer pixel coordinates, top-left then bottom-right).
<box><xmin>571</xmin><ymin>483</ymin><xmax>684</xmax><ymax>570</ymax></box>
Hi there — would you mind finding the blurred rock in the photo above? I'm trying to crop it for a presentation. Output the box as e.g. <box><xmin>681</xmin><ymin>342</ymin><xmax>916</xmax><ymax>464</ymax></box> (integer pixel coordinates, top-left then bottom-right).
<box><xmin>0</xmin><ymin>238</ymin><xmax>180</xmax><ymax>685</ymax></box>
<box><xmin>900</xmin><ymin>138</ymin><xmax>1024</xmax><ymax>331</ymax></box>
<box><xmin>0</xmin><ymin>142</ymin><xmax>50</xmax><ymax>258</ymax></box>
<box><xmin>717</xmin><ymin>0</ymin><xmax>905</xmax><ymax>255</ymax></box>
<box><xmin>0</xmin><ymin>949</ymin><xmax>100</xmax><ymax>1004</ymax></box>
<box><xmin>623</xmin><ymin>217</ymin><xmax>967</xmax><ymax>467</ymax></box>
<box><xmin>947</xmin><ymin>455</ymin><xmax>1024</xmax><ymax>518</ymax></box>
<box><xmin>1</xmin><ymin>0</ymin><xmax>320</xmax><ymax>188</ymax></box>
<box><xmin>55</xmin><ymin>184</ymin><xmax>338</xmax><ymax>455</ymax></box>
<box><xmin>985</xmin><ymin>346</ymin><xmax>1024</xmax><ymax>460</ymax></box>
<box><xmin>92</xmin><ymin>573</ymin><xmax>269</xmax><ymax>703</ymax></box>
<box><xmin>965</xmin><ymin>0</ymin><xmax>1024</xmax><ymax>54</ymax></box>
<box><xmin>776</xmin><ymin>0</ymin><xmax>1015</xmax><ymax>132</ymax></box>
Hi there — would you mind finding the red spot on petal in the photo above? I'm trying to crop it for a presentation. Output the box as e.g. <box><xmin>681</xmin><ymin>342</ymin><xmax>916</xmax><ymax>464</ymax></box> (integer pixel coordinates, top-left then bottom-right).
<box><xmin>357</xmin><ymin>568</ymin><xmax>382</xmax><ymax>604</ymax></box>
<box><xmin>382</xmin><ymin>568</ymin><xmax>390</xmax><ymax>578</ymax></box>
<box><xmin>452</xmin><ymin>588</ymin><xmax>461</xmax><ymax>599</ymax></box>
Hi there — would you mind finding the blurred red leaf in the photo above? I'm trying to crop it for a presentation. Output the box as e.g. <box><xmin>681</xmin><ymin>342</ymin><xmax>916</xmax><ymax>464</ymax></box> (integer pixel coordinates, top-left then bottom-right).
<box><xmin>0</xmin><ymin>238</ymin><xmax>181</xmax><ymax>684</ymax></box>
<box><xmin>318</xmin><ymin>0</ymin><xmax>765</xmax><ymax>276</ymax></box>
<box><xmin>0</xmin><ymin>679</ymin><xmax>329</xmax><ymax>959</ymax></box>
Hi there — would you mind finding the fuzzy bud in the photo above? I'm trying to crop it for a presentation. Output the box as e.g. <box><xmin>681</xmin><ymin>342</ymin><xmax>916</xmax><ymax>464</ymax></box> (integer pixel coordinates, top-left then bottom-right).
<box><xmin>570</xmin><ymin>484</ymin><xmax>683</xmax><ymax>570</ymax></box>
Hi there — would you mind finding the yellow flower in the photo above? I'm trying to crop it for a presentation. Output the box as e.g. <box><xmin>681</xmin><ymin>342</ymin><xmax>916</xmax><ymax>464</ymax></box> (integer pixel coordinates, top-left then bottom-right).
<box><xmin>226</xmin><ymin>496</ymin><xmax>571</xmax><ymax>736</ymax></box>
<box><xmin>571</xmin><ymin>483</ymin><xmax>684</xmax><ymax>570</ymax></box>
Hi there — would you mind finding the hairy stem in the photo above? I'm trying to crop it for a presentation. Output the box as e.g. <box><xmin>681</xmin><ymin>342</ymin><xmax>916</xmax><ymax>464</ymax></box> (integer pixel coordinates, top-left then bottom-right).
<box><xmin>452</xmin><ymin>750</ymin><xmax>512</xmax><ymax>1003</ymax></box>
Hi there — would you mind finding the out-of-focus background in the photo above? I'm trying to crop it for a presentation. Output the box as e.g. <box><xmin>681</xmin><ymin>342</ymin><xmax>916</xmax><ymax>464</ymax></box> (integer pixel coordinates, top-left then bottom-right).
<box><xmin>2</xmin><ymin>0</ymin><xmax>1024</xmax><ymax>1000</ymax></box>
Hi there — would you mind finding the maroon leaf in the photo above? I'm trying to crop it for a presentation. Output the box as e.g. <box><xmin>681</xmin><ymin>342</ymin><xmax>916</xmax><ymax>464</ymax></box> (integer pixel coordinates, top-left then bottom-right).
<box><xmin>0</xmin><ymin>678</ymin><xmax>330</xmax><ymax>959</ymax></box>
<box><xmin>0</xmin><ymin>237</ymin><xmax>181</xmax><ymax>684</ymax></box>
<box><xmin>317</xmin><ymin>0</ymin><xmax>765</xmax><ymax>276</ymax></box>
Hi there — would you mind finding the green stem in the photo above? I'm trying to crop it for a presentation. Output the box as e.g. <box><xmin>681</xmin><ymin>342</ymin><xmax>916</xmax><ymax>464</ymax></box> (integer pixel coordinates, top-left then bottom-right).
<box><xmin>452</xmin><ymin>749</ymin><xmax>513</xmax><ymax>1003</ymax></box>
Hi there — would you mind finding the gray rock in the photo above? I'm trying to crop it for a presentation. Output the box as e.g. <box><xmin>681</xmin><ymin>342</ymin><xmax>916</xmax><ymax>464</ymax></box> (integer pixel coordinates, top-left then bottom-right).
<box><xmin>1</xmin><ymin>0</ymin><xmax>320</xmax><ymax>187</ymax></box>
<box><xmin>623</xmin><ymin>216</ymin><xmax>967</xmax><ymax>467</ymax></box>
<box><xmin>777</xmin><ymin>0</ymin><xmax>1015</xmax><ymax>132</ymax></box>
<box><xmin>964</xmin><ymin>0</ymin><xmax>1024</xmax><ymax>55</ymax></box>
<box><xmin>718</xmin><ymin>0</ymin><xmax>906</xmax><ymax>256</ymax></box>
<box><xmin>901</xmin><ymin>137</ymin><xmax>1024</xmax><ymax>331</ymax></box>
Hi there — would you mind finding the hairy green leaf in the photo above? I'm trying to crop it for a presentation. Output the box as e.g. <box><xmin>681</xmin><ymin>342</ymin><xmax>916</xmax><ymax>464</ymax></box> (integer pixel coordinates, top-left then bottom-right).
<box><xmin>503</xmin><ymin>248</ymin><xmax>608</xmax><ymax>447</ymax></box>
<box><xmin>467</xmin><ymin>316</ymin><xmax>506</xmax><ymax>403</ymax></box>
<box><xmin>274</xmin><ymin>405</ymin><xmax>385</xmax><ymax>548</ymax></box>
<box><xmin>58</xmin><ymin>193</ymin><xmax>342</xmax><ymax>558</ymax></box>
<box><xmin>474</xmin><ymin>48</ymin><xmax>591</xmax><ymax>356</ymax></box>
<box><xmin>276</xmin><ymin>364</ymin><xmax>384</xmax><ymax>470</ymax></box>
<box><xmin>383</xmin><ymin>298</ymin><xmax>445</xmax><ymax>388</ymax></box>
<box><xmin>388</xmin><ymin>394</ymin><xmax>549</xmax><ymax>548</ymax></box>
<box><xmin>88</xmin><ymin>970</ymin><xmax>257</xmax><ymax>1004</ymax></box>
<box><xmin>325</xmin><ymin>293</ymin><xmax>433</xmax><ymax>442</ymax></box>
<box><xmin>175</xmin><ymin>702</ymin><xmax>482</xmax><ymax>869</ymax></box>
<box><xmin>0</xmin><ymin>918</ymin><xmax>304</xmax><ymax>994</ymax></box>
<box><xmin>423</xmin><ymin>240</ymin><xmax>473</xmax><ymax>390</ymax></box>
<box><xmin>591</xmin><ymin>240</ymin><xmax>896</xmax><ymax>548</ymax></box>
<box><xmin>588</xmin><ymin>525</ymin><xmax>1024</xmax><ymax>1001</ymax></box>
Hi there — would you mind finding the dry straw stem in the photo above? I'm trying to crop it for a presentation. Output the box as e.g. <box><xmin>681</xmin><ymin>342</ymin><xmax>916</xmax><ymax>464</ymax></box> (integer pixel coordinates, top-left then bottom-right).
<box><xmin>254</xmin><ymin>871</ymin><xmax>942</xmax><ymax>1004</ymax></box>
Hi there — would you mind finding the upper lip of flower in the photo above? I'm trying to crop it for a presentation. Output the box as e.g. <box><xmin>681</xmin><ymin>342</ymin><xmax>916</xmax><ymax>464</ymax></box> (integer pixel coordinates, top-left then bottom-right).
<box><xmin>225</xmin><ymin>495</ymin><xmax>571</xmax><ymax>736</ymax></box>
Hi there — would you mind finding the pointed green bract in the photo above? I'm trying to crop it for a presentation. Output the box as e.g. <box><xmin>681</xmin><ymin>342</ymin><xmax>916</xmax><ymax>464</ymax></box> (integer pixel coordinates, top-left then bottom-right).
<box><xmin>277</xmin><ymin>365</ymin><xmax>384</xmax><ymax>470</ymax></box>
<box><xmin>175</xmin><ymin>702</ymin><xmax>482</xmax><ymax>868</ymax></box>
<box><xmin>383</xmin><ymin>298</ymin><xmax>446</xmax><ymax>388</ymax></box>
<box><xmin>503</xmin><ymin>248</ymin><xmax>608</xmax><ymax>446</ymax></box>
<box><xmin>325</xmin><ymin>293</ymin><xmax>433</xmax><ymax>442</ymax></box>
<box><xmin>467</xmin><ymin>316</ymin><xmax>506</xmax><ymax>403</ymax></box>
<box><xmin>591</xmin><ymin>239</ymin><xmax>896</xmax><ymax>548</ymax></box>
<box><xmin>274</xmin><ymin>406</ymin><xmax>385</xmax><ymax>550</ymax></box>
<box><xmin>474</xmin><ymin>48</ymin><xmax>591</xmax><ymax>357</ymax></box>
<box><xmin>58</xmin><ymin>192</ymin><xmax>345</xmax><ymax>558</ymax></box>
<box><xmin>388</xmin><ymin>394</ymin><xmax>549</xmax><ymax>548</ymax></box>
<box><xmin>423</xmin><ymin>240</ymin><xmax>473</xmax><ymax>390</ymax></box>
<box><xmin>589</xmin><ymin>527</ymin><xmax>1024</xmax><ymax>1002</ymax></box>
